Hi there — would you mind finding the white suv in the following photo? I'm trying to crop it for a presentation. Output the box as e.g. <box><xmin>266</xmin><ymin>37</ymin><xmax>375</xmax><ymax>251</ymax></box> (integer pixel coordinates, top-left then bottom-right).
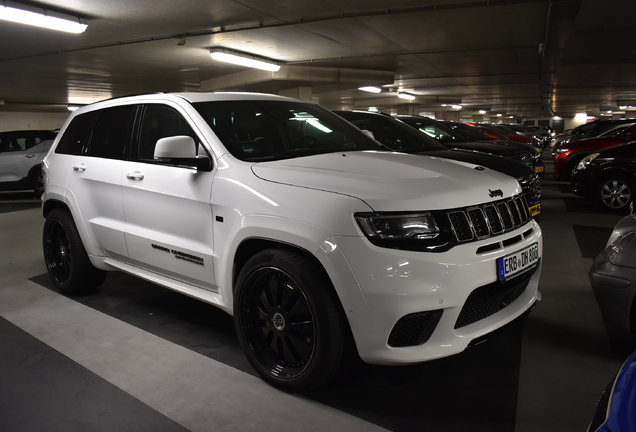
<box><xmin>41</xmin><ymin>92</ymin><xmax>542</xmax><ymax>390</ymax></box>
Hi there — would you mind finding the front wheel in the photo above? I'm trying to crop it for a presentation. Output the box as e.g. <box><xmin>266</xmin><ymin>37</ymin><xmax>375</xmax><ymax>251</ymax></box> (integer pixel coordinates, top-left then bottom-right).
<box><xmin>596</xmin><ymin>175</ymin><xmax>633</xmax><ymax>212</ymax></box>
<box><xmin>43</xmin><ymin>208</ymin><xmax>107</xmax><ymax>294</ymax></box>
<box><xmin>234</xmin><ymin>248</ymin><xmax>349</xmax><ymax>391</ymax></box>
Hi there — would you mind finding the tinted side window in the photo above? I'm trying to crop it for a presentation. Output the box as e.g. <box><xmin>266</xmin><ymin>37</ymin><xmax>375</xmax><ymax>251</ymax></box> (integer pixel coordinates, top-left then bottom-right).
<box><xmin>56</xmin><ymin>112</ymin><xmax>98</xmax><ymax>155</ymax></box>
<box><xmin>86</xmin><ymin>106</ymin><xmax>136</xmax><ymax>160</ymax></box>
<box><xmin>138</xmin><ymin>105</ymin><xmax>198</xmax><ymax>161</ymax></box>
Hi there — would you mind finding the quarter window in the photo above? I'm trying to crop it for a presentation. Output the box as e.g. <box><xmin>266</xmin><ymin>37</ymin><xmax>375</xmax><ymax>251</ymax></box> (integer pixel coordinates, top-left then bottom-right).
<box><xmin>56</xmin><ymin>111</ymin><xmax>98</xmax><ymax>155</ymax></box>
<box><xmin>86</xmin><ymin>106</ymin><xmax>136</xmax><ymax>160</ymax></box>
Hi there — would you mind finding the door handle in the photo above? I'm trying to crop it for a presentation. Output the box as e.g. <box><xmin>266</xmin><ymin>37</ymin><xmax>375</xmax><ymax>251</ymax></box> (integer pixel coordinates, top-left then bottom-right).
<box><xmin>126</xmin><ymin>171</ymin><xmax>144</xmax><ymax>180</ymax></box>
<box><xmin>24</xmin><ymin>154</ymin><xmax>35</xmax><ymax>159</ymax></box>
<box><xmin>72</xmin><ymin>163</ymin><xmax>87</xmax><ymax>172</ymax></box>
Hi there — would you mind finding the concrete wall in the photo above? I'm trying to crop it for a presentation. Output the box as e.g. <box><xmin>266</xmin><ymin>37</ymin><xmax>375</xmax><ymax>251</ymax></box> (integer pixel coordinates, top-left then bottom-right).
<box><xmin>0</xmin><ymin>112</ymin><xmax>70</xmax><ymax>132</ymax></box>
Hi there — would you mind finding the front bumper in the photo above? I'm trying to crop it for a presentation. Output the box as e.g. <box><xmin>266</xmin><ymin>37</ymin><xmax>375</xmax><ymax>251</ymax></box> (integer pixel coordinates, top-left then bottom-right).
<box><xmin>332</xmin><ymin>219</ymin><xmax>543</xmax><ymax>365</ymax></box>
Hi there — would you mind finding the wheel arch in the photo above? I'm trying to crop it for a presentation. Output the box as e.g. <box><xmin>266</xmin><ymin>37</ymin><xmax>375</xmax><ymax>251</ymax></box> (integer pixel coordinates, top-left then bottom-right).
<box><xmin>43</xmin><ymin>199</ymin><xmax>70</xmax><ymax>219</ymax></box>
<box><xmin>218</xmin><ymin>216</ymin><xmax>367</xmax><ymax>343</ymax></box>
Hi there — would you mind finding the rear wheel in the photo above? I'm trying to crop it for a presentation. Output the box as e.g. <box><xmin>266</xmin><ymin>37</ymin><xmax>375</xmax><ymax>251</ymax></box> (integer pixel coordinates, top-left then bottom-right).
<box><xmin>234</xmin><ymin>248</ymin><xmax>349</xmax><ymax>391</ymax></box>
<box><xmin>43</xmin><ymin>208</ymin><xmax>107</xmax><ymax>294</ymax></box>
<box><xmin>596</xmin><ymin>175</ymin><xmax>633</xmax><ymax>212</ymax></box>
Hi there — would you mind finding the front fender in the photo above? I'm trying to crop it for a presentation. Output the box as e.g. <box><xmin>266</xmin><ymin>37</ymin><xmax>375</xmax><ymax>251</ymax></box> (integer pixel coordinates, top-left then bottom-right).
<box><xmin>215</xmin><ymin>214</ymin><xmax>367</xmax><ymax>321</ymax></box>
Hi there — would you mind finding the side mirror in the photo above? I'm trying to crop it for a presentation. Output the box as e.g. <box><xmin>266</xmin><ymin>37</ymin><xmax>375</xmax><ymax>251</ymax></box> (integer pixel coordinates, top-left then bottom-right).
<box><xmin>154</xmin><ymin>136</ymin><xmax>212</xmax><ymax>171</ymax></box>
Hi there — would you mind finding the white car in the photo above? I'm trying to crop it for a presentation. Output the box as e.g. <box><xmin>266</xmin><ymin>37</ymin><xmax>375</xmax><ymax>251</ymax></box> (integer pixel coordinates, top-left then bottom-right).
<box><xmin>41</xmin><ymin>92</ymin><xmax>543</xmax><ymax>390</ymax></box>
<box><xmin>0</xmin><ymin>130</ymin><xmax>57</xmax><ymax>196</ymax></box>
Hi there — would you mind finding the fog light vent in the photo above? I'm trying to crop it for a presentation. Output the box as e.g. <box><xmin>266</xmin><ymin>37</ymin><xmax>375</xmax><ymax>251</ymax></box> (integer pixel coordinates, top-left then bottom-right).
<box><xmin>388</xmin><ymin>310</ymin><xmax>443</xmax><ymax>347</ymax></box>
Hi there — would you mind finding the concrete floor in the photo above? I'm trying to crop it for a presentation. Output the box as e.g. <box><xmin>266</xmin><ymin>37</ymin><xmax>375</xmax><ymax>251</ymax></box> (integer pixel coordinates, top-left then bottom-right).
<box><xmin>0</xmin><ymin>155</ymin><xmax>630</xmax><ymax>432</ymax></box>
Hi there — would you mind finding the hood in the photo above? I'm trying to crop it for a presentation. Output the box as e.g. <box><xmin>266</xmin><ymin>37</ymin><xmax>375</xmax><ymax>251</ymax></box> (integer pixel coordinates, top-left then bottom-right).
<box><xmin>251</xmin><ymin>151</ymin><xmax>520</xmax><ymax>211</ymax></box>
<box><xmin>446</xmin><ymin>140</ymin><xmax>529</xmax><ymax>157</ymax></box>
<box><xmin>421</xmin><ymin>149</ymin><xmax>535</xmax><ymax>179</ymax></box>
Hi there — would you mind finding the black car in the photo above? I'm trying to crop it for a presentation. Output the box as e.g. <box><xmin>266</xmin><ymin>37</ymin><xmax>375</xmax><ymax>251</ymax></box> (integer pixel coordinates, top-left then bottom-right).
<box><xmin>335</xmin><ymin>111</ymin><xmax>542</xmax><ymax>217</ymax></box>
<box><xmin>552</xmin><ymin>119</ymin><xmax>635</xmax><ymax>150</ymax></box>
<box><xmin>395</xmin><ymin>115</ymin><xmax>545</xmax><ymax>179</ymax></box>
<box><xmin>571</xmin><ymin>142</ymin><xmax>636</xmax><ymax>213</ymax></box>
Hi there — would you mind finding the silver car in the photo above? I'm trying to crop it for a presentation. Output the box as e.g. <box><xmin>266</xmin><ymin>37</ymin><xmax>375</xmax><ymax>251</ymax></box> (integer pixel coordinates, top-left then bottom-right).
<box><xmin>589</xmin><ymin>212</ymin><xmax>636</xmax><ymax>354</ymax></box>
<box><xmin>0</xmin><ymin>130</ymin><xmax>57</xmax><ymax>196</ymax></box>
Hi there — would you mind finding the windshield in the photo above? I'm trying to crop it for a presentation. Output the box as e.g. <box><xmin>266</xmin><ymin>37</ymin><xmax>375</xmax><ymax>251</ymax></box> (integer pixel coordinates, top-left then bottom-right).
<box><xmin>599</xmin><ymin>123</ymin><xmax>635</xmax><ymax>137</ymax></box>
<box><xmin>193</xmin><ymin>100</ymin><xmax>383</xmax><ymax>161</ymax></box>
<box><xmin>443</xmin><ymin>122</ymin><xmax>492</xmax><ymax>141</ymax></box>
<box><xmin>334</xmin><ymin>112</ymin><xmax>447</xmax><ymax>152</ymax></box>
<box><xmin>397</xmin><ymin>117</ymin><xmax>468</xmax><ymax>145</ymax></box>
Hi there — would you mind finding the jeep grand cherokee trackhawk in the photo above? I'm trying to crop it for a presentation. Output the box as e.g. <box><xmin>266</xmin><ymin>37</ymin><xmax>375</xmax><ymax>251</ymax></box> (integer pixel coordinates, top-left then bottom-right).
<box><xmin>41</xmin><ymin>92</ymin><xmax>542</xmax><ymax>390</ymax></box>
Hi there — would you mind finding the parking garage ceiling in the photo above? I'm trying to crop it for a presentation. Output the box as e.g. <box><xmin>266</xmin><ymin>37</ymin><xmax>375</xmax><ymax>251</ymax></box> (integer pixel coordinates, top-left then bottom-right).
<box><xmin>0</xmin><ymin>0</ymin><xmax>635</xmax><ymax>119</ymax></box>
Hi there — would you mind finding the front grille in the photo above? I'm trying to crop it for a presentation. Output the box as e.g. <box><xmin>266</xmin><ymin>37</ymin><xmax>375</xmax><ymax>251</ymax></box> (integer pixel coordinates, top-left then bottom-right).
<box><xmin>448</xmin><ymin>194</ymin><xmax>531</xmax><ymax>244</ymax></box>
<box><xmin>388</xmin><ymin>310</ymin><xmax>443</xmax><ymax>347</ymax></box>
<box><xmin>454</xmin><ymin>269</ymin><xmax>537</xmax><ymax>329</ymax></box>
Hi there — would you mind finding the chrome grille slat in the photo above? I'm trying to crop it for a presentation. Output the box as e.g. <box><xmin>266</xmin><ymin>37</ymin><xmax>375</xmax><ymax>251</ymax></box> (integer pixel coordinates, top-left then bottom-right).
<box><xmin>447</xmin><ymin>193</ymin><xmax>531</xmax><ymax>244</ymax></box>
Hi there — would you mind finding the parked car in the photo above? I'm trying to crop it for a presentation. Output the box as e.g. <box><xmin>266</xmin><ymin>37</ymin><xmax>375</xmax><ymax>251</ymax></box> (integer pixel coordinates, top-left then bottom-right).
<box><xmin>589</xmin><ymin>212</ymin><xmax>636</xmax><ymax>354</ymax></box>
<box><xmin>571</xmin><ymin>142</ymin><xmax>636</xmax><ymax>212</ymax></box>
<box><xmin>0</xmin><ymin>129</ymin><xmax>57</xmax><ymax>196</ymax></box>
<box><xmin>487</xmin><ymin>124</ymin><xmax>537</xmax><ymax>145</ymax></box>
<box><xmin>496</xmin><ymin>124</ymin><xmax>547</xmax><ymax>148</ymax></box>
<box><xmin>41</xmin><ymin>92</ymin><xmax>542</xmax><ymax>391</ymax></box>
<box><xmin>588</xmin><ymin>349</ymin><xmax>636</xmax><ymax>432</ymax></box>
<box><xmin>336</xmin><ymin>111</ymin><xmax>541</xmax><ymax>217</ymax></box>
<box><xmin>397</xmin><ymin>115</ymin><xmax>545</xmax><ymax>178</ymax></box>
<box><xmin>439</xmin><ymin>120</ymin><xmax>545</xmax><ymax>177</ymax></box>
<box><xmin>552</xmin><ymin>119</ymin><xmax>634</xmax><ymax>150</ymax></box>
<box><xmin>553</xmin><ymin>124</ymin><xmax>636</xmax><ymax>180</ymax></box>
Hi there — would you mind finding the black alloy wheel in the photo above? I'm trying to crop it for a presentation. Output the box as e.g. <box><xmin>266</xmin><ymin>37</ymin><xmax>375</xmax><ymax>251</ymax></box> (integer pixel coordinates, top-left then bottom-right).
<box><xmin>234</xmin><ymin>248</ymin><xmax>349</xmax><ymax>391</ymax></box>
<box><xmin>32</xmin><ymin>170</ymin><xmax>44</xmax><ymax>198</ymax></box>
<box><xmin>43</xmin><ymin>208</ymin><xmax>106</xmax><ymax>294</ymax></box>
<box><xmin>597</xmin><ymin>176</ymin><xmax>633</xmax><ymax>212</ymax></box>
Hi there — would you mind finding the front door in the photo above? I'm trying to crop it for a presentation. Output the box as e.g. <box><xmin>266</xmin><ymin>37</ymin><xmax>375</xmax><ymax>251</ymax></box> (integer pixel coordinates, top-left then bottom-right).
<box><xmin>122</xmin><ymin>104</ymin><xmax>216</xmax><ymax>290</ymax></box>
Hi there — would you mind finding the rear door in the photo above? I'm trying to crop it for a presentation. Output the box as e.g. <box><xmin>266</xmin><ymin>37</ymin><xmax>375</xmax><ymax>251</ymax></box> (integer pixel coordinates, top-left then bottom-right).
<box><xmin>121</xmin><ymin>103</ymin><xmax>217</xmax><ymax>290</ymax></box>
<box><xmin>61</xmin><ymin>106</ymin><xmax>135</xmax><ymax>259</ymax></box>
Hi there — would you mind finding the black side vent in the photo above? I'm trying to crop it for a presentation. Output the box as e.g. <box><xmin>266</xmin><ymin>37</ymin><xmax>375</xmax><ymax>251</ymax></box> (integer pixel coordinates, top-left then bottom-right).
<box><xmin>388</xmin><ymin>310</ymin><xmax>444</xmax><ymax>347</ymax></box>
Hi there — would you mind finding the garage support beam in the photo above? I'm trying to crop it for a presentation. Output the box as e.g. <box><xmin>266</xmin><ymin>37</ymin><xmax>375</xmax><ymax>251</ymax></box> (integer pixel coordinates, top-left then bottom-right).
<box><xmin>200</xmin><ymin>65</ymin><xmax>394</xmax><ymax>93</ymax></box>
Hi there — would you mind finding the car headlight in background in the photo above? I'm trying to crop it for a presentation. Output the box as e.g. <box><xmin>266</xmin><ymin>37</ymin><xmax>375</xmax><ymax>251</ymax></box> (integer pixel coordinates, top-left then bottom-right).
<box><xmin>575</xmin><ymin>153</ymin><xmax>600</xmax><ymax>171</ymax></box>
<box><xmin>593</xmin><ymin>232</ymin><xmax>636</xmax><ymax>268</ymax></box>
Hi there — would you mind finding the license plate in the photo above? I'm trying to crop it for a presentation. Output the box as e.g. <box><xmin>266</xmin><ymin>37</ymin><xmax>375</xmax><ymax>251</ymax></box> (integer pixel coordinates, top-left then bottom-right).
<box><xmin>497</xmin><ymin>243</ymin><xmax>540</xmax><ymax>281</ymax></box>
<box><xmin>529</xmin><ymin>203</ymin><xmax>541</xmax><ymax>216</ymax></box>
<box><xmin>535</xmin><ymin>165</ymin><xmax>545</xmax><ymax>173</ymax></box>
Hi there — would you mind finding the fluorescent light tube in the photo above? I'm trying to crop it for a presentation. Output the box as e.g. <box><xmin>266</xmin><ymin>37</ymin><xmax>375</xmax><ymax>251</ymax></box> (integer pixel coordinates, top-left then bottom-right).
<box><xmin>0</xmin><ymin>4</ymin><xmax>87</xmax><ymax>33</ymax></box>
<box><xmin>397</xmin><ymin>92</ymin><xmax>416</xmax><ymax>101</ymax></box>
<box><xmin>210</xmin><ymin>51</ymin><xmax>280</xmax><ymax>72</ymax></box>
<box><xmin>358</xmin><ymin>86</ymin><xmax>382</xmax><ymax>93</ymax></box>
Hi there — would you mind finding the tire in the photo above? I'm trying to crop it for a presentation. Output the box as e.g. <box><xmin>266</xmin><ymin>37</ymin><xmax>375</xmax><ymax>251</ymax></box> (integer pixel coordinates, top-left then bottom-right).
<box><xmin>43</xmin><ymin>208</ymin><xmax>107</xmax><ymax>294</ymax></box>
<box><xmin>596</xmin><ymin>175</ymin><xmax>633</xmax><ymax>212</ymax></box>
<box><xmin>234</xmin><ymin>248</ymin><xmax>349</xmax><ymax>391</ymax></box>
<box><xmin>31</xmin><ymin>169</ymin><xmax>44</xmax><ymax>198</ymax></box>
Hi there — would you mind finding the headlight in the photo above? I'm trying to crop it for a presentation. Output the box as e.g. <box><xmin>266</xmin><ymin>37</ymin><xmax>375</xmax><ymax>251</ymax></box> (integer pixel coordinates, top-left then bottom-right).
<box><xmin>593</xmin><ymin>232</ymin><xmax>636</xmax><ymax>268</ymax></box>
<box><xmin>355</xmin><ymin>212</ymin><xmax>439</xmax><ymax>240</ymax></box>
<box><xmin>575</xmin><ymin>153</ymin><xmax>600</xmax><ymax>171</ymax></box>
<box><xmin>355</xmin><ymin>211</ymin><xmax>454</xmax><ymax>251</ymax></box>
